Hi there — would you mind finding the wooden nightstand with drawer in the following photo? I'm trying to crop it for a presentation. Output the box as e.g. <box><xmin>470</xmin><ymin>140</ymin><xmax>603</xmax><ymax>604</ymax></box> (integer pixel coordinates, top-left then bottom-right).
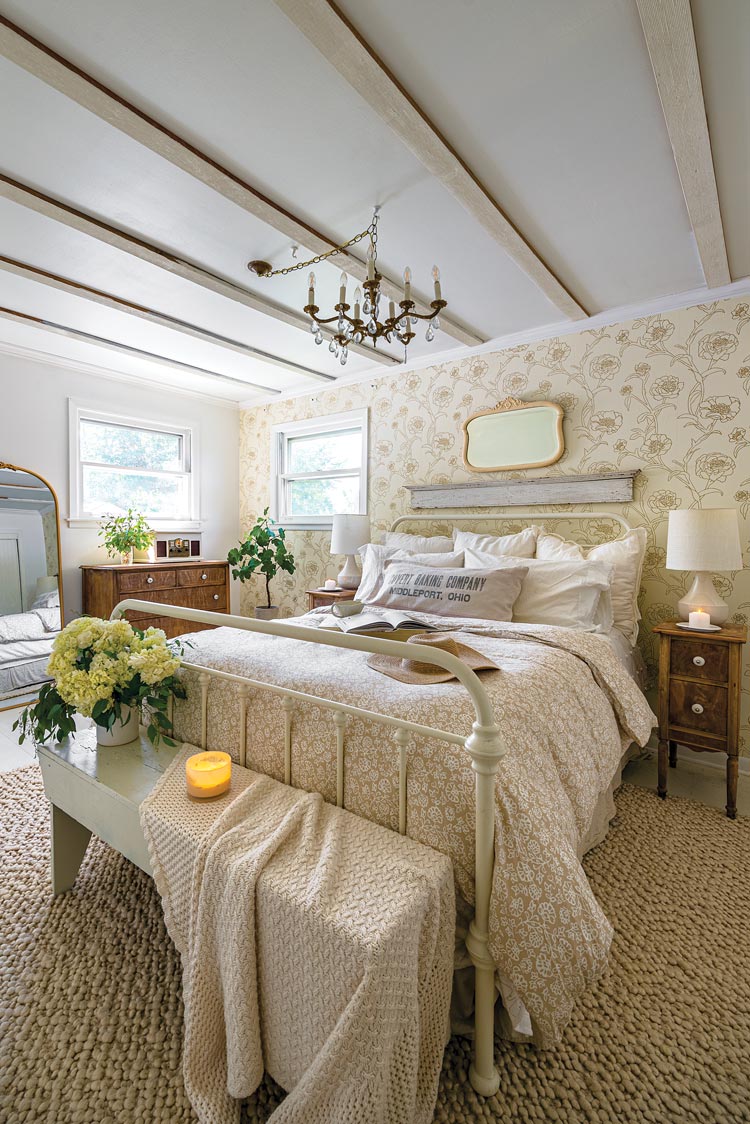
<box><xmin>654</xmin><ymin>621</ymin><xmax>747</xmax><ymax>818</ymax></box>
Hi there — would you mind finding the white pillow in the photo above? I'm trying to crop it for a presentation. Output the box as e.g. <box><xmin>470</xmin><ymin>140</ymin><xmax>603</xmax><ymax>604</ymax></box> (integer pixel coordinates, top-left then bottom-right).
<box><xmin>356</xmin><ymin>544</ymin><xmax>464</xmax><ymax>604</ymax></box>
<box><xmin>31</xmin><ymin>589</ymin><xmax>60</xmax><ymax>610</ymax></box>
<box><xmin>383</xmin><ymin>531</ymin><xmax>455</xmax><ymax>553</ymax></box>
<box><xmin>535</xmin><ymin>528</ymin><xmax>647</xmax><ymax>644</ymax></box>
<box><xmin>465</xmin><ymin>550</ymin><xmax>614</xmax><ymax>631</ymax></box>
<box><xmin>453</xmin><ymin>526</ymin><xmax>540</xmax><ymax>559</ymax></box>
<box><xmin>373</xmin><ymin>563</ymin><xmax>528</xmax><ymax>622</ymax></box>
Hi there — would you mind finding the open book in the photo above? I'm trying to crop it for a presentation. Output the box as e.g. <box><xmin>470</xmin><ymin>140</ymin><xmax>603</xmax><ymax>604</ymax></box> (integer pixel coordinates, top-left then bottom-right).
<box><xmin>319</xmin><ymin>608</ymin><xmax>438</xmax><ymax>634</ymax></box>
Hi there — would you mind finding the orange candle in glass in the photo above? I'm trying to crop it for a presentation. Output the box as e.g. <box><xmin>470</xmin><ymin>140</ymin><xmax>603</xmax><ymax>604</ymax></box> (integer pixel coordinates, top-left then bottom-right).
<box><xmin>185</xmin><ymin>751</ymin><xmax>232</xmax><ymax>798</ymax></box>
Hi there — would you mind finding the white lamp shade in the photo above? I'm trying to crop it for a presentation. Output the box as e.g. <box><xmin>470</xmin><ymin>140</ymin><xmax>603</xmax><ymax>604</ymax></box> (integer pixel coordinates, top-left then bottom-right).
<box><xmin>330</xmin><ymin>513</ymin><xmax>370</xmax><ymax>556</ymax></box>
<box><xmin>666</xmin><ymin>508</ymin><xmax>743</xmax><ymax>572</ymax></box>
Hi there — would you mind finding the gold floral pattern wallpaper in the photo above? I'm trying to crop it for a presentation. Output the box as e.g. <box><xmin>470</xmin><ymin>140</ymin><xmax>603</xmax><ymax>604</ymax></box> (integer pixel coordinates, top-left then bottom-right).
<box><xmin>240</xmin><ymin>295</ymin><xmax>750</xmax><ymax>750</ymax></box>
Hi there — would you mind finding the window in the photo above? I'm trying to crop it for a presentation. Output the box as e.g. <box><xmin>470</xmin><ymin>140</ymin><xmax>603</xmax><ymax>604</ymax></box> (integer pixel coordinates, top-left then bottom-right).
<box><xmin>69</xmin><ymin>403</ymin><xmax>197</xmax><ymax>524</ymax></box>
<box><xmin>271</xmin><ymin>409</ymin><xmax>368</xmax><ymax>527</ymax></box>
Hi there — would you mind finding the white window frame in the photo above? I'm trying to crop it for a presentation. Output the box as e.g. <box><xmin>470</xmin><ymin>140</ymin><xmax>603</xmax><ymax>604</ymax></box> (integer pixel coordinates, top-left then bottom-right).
<box><xmin>270</xmin><ymin>408</ymin><xmax>368</xmax><ymax>530</ymax></box>
<box><xmin>68</xmin><ymin>400</ymin><xmax>201</xmax><ymax>529</ymax></box>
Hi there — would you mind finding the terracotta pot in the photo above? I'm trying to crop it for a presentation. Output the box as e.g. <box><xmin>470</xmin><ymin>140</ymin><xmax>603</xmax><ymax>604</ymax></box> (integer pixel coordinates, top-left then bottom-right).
<box><xmin>96</xmin><ymin>704</ymin><xmax>140</xmax><ymax>747</ymax></box>
<box><xmin>254</xmin><ymin>606</ymin><xmax>280</xmax><ymax>621</ymax></box>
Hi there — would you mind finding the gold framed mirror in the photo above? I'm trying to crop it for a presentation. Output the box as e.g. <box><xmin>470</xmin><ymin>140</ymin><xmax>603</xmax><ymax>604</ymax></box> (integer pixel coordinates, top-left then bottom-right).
<box><xmin>463</xmin><ymin>397</ymin><xmax>564</xmax><ymax>473</ymax></box>
<box><xmin>0</xmin><ymin>463</ymin><xmax>64</xmax><ymax>711</ymax></box>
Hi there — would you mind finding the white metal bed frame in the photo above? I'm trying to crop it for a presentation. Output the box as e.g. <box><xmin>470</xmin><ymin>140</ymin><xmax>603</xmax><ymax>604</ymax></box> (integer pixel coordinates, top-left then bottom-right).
<box><xmin>112</xmin><ymin>510</ymin><xmax>632</xmax><ymax>1097</ymax></box>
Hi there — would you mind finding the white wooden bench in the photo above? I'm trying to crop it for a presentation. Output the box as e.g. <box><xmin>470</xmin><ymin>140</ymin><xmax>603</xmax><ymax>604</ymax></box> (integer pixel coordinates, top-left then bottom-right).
<box><xmin>37</xmin><ymin>724</ymin><xmax>179</xmax><ymax>894</ymax></box>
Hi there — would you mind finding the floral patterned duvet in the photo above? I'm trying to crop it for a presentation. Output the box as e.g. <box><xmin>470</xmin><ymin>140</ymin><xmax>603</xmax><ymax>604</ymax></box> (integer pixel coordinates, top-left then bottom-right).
<box><xmin>171</xmin><ymin>613</ymin><xmax>655</xmax><ymax>1045</ymax></box>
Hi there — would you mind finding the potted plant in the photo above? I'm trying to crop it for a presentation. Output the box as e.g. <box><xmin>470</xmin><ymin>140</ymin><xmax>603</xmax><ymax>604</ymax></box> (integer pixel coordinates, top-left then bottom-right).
<box><xmin>14</xmin><ymin>617</ymin><xmax>187</xmax><ymax>748</ymax></box>
<box><xmin>99</xmin><ymin>509</ymin><xmax>153</xmax><ymax>565</ymax></box>
<box><xmin>227</xmin><ymin>508</ymin><xmax>296</xmax><ymax>620</ymax></box>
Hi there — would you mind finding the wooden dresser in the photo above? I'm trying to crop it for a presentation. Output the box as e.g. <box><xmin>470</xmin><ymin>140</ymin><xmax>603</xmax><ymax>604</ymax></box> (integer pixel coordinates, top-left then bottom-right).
<box><xmin>81</xmin><ymin>560</ymin><xmax>230</xmax><ymax>638</ymax></box>
<box><xmin>654</xmin><ymin>620</ymin><xmax>747</xmax><ymax>818</ymax></box>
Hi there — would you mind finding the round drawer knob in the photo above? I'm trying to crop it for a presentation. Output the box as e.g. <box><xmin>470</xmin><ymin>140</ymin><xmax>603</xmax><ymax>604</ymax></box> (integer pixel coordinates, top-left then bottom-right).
<box><xmin>146</xmin><ymin>576</ymin><xmax>154</xmax><ymax>585</ymax></box>
<box><xmin>693</xmin><ymin>655</ymin><xmax>705</xmax><ymax>667</ymax></box>
<box><xmin>691</xmin><ymin>703</ymin><xmax>704</xmax><ymax>715</ymax></box>
<box><xmin>213</xmin><ymin>594</ymin><xmax>220</xmax><ymax>601</ymax></box>
<box><xmin>201</xmin><ymin>573</ymin><xmax>208</xmax><ymax>581</ymax></box>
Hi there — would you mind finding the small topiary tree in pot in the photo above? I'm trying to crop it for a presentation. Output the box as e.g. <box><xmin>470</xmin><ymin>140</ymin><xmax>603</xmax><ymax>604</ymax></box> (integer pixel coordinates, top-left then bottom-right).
<box><xmin>227</xmin><ymin>508</ymin><xmax>296</xmax><ymax>619</ymax></box>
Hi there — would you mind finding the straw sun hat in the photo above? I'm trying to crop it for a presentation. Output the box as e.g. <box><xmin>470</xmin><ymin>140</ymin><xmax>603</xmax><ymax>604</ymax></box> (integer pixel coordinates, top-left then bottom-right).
<box><xmin>367</xmin><ymin>632</ymin><xmax>499</xmax><ymax>685</ymax></box>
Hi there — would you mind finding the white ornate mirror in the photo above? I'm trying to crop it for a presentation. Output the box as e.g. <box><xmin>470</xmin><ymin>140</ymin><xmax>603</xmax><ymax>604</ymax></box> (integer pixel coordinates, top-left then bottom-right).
<box><xmin>463</xmin><ymin>397</ymin><xmax>564</xmax><ymax>473</ymax></box>
<box><xmin>0</xmin><ymin>464</ymin><xmax>64</xmax><ymax>710</ymax></box>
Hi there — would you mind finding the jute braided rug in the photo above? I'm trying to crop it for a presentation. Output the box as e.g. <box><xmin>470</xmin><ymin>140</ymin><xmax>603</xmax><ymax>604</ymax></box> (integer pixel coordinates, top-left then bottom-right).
<box><xmin>1</xmin><ymin>764</ymin><xmax>748</xmax><ymax>1124</ymax></box>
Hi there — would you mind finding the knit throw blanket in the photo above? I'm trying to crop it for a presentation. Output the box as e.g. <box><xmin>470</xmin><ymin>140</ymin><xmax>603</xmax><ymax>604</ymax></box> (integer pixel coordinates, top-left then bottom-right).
<box><xmin>140</xmin><ymin>746</ymin><xmax>455</xmax><ymax>1124</ymax></box>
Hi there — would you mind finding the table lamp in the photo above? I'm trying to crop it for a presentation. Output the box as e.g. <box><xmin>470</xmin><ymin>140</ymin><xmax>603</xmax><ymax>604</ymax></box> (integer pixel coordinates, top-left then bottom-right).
<box><xmin>330</xmin><ymin>514</ymin><xmax>370</xmax><ymax>590</ymax></box>
<box><xmin>666</xmin><ymin>508</ymin><xmax>743</xmax><ymax>624</ymax></box>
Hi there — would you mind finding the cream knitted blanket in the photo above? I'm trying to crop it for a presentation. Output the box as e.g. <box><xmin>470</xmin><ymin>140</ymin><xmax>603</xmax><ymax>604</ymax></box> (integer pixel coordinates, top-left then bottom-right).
<box><xmin>140</xmin><ymin>745</ymin><xmax>455</xmax><ymax>1124</ymax></box>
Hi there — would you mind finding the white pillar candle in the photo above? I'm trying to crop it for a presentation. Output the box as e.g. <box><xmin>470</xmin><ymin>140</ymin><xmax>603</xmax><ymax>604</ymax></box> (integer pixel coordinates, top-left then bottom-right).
<box><xmin>689</xmin><ymin>610</ymin><xmax>711</xmax><ymax>629</ymax></box>
<box><xmin>324</xmin><ymin>578</ymin><xmax>337</xmax><ymax>590</ymax></box>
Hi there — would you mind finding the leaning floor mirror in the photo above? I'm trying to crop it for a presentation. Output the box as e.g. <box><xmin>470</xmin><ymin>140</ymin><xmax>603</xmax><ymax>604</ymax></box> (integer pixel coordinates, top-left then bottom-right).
<box><xmin>0</xmin><ymin>464</ymin><xmax>64</xmax><ymax>711</ymax></box>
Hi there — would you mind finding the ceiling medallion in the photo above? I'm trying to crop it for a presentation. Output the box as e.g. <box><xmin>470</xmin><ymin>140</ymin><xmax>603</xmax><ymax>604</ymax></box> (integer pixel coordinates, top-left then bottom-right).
<box><xmin>248</xmin><ymin>209</ymin><xmax>447</xmax><ymax>366</ymax></box>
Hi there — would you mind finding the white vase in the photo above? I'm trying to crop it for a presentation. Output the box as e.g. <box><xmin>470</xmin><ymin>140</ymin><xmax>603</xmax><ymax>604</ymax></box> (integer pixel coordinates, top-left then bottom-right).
<box><xmin>120</xmin><ymin>549</ymin><xmax>134</xmax><ymax>565</ymax></box>
<box><xmin>255</xmin><ymin>606</ymin><xmax>280</xmax><ymax>621</ymax></box>
<box><xmin>96</xmin><ymin>704</ymin><xmax>140</xmax><ymax>747</ymax></box>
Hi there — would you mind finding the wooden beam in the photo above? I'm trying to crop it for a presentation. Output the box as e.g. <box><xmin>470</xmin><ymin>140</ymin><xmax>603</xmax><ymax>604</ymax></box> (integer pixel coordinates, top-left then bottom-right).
<box><xmin>0</xmin><ymin>14</ymin><xmax>480</xmax><ymax>348</ymax></box>
<box><xmin>0</xmin><ymin>173</ymin><xmax>398</xmax><ymax>366</ymax></box>
<box><xmin>273</xmin><ymin>0</ymin><xmax>587</xmax><ymax>321</ymax></box>
<box><xmin>406</xmin><ymin>471</ymin><xmax>639</xmax><ymax>509</ymax></box>
<box><xmin>635</xmin><ymin>0</ymin><xmax>730</xmax><ymax>287</ymax></box>
<box><xmin>0</xmin><ymin>305</ymin><xmax>284</xmax><ymax>394</ymax></box>
<box><xmin>0</xmin><ymin>255</ymin><xmax>335</xmax><ymax>384</ymax></box>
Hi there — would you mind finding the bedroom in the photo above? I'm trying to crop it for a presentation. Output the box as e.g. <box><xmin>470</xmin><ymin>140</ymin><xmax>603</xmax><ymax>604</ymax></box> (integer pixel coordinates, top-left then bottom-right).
<box><xmin>1</xmin><ymin>1</ymin><xmax>749</xmax><ymax>1121</ymax></box>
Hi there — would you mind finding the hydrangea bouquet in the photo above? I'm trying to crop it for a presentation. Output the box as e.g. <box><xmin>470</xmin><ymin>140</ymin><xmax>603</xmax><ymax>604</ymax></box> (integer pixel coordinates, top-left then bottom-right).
<box><xmin>15</xmin><ymin>617</ymin><xmax>187</xmax><ymax>748</ymax></box>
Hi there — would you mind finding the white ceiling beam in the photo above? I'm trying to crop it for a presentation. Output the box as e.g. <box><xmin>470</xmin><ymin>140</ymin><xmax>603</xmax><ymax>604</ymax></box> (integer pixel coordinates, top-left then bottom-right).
<box><xmin>0</xmin><ymin>173</ymin><xmax>399</xmax><ymax>367</ymax></box>
<box><xmin>0</xmin><ymin>304</ymin><xmax>286</xmax><ymax>394</ymax></box>
<box><xmin>635</xmin><ymin>0</ymin><xmax>730</xmax><ymax>288</ymax></box>
<box><xmin>0</xmin><ymin>255</ymin><xmax>336</xmax><ymax>384</ymax></box>
<box><xmin>0</xmin><ymin>14</ymin><xmax>480</xmax><ymax>348</ymax></box>
<box><xmin>273</xmin><ymin>0</ymin><xmax>587</xmax><ymax>321</ymax></box>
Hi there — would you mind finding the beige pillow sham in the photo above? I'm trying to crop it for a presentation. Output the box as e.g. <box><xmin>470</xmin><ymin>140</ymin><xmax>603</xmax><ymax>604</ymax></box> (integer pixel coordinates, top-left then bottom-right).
<box><xmin>356</xmin><ymin>545</ymin><xmax>464</xmax><ymax>603</ymax></box>
<box><xmin>373</xmin><ymin>563</ymin><xmax>528</xmax><ymax>621</ymax></box>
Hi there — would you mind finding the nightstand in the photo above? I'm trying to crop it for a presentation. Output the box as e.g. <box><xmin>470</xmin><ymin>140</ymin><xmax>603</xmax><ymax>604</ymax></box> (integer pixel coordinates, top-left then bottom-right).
<box><xmin>653</xmin><ymin>620</ymin><xmax>747</xmax><ymax>818</ymax></box>
<box><xmin>306</xmin><ymin>588</ymin><xmax>357</xmax><ymax>612</ymax></box>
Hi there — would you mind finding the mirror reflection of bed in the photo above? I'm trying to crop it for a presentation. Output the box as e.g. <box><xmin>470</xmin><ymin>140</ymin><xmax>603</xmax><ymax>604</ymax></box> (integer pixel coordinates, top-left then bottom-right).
<box><xmin>0</xmin><ymin>465</ymin><xmax>63</xmax><ymax>710</ymax></box>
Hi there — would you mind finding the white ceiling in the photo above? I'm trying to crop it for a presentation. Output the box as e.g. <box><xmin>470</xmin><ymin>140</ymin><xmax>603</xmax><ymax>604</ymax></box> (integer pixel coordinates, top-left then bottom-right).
<box><xmin>0</xmin><ymin>0</ymin><xmax>746</xmax><ymax>405</ymax></box>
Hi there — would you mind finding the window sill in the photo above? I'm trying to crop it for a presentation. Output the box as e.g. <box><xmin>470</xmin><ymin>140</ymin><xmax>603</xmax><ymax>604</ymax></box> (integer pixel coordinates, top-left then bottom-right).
<box><xmin>67</xmin><ymin>517</ymin><xmax>204</xmax><ymax>531</ymax></box>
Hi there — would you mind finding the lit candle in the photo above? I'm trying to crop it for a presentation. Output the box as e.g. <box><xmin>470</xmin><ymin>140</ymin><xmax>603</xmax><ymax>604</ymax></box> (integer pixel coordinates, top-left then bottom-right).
<box><xmin>186</xmin><ymin>751</ymin><xmax>232</xmax><ymax>798</ymax></box>
<box><xmin>432</xmin><ymin>264</ymin><xmax>441</xmax><ymax>301</ymax></box>
<box><xmin>353</xmin><ymin>285</ymin><xmax>361</xmax><ymax>320</ymax></box>
<box><xmin>403</xmin><ymin>266</ymin><xmax>411</xmax><ymax>303</ymax></box>
<box><xmin>308</xmin><ymin>271</ymin><xmax>315</xmax><ymax>306</ymax></box>
<box><xmin>339</xmin><ymin>271</ymin><xmax>347</xmax><ymax>304</ymax></box>
<box><xmin>689</xmin><ymin>609</ymin><xmax>711</xmax><ymax>629</ymax></box>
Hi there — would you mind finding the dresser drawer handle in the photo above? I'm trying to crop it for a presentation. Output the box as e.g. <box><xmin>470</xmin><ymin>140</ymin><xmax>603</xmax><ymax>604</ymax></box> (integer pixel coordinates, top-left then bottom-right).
<box><xmin>201</xmin><ymin>573</ymin><xmax>208</xmax><ymax>581</ymax></box>
<box><xmin>213</xmin><ymin>594</ymin><xmax>220</xmax><ymax>601</ymax></box>
<box><xmin>692</xmin><ymin>655</ymin><xmax>705</xmax><ymax>667</ymax></box>
<box><xmin>146</xmin><ymin>576</ymin><xmax>154</xmax><ymax>585</ymax></box>
<box><xmin>691</xmin><ymin>703</ymin><xmax>704</xmax><ymax>715</ymax></box>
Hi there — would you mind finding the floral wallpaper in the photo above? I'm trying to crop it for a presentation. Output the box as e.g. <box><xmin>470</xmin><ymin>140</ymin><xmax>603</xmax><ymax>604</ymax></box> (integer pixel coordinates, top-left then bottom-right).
<box><xmin>240</xmin><ymin>295</ymin><xmax>750</xmax><ymax>751</ymax></box>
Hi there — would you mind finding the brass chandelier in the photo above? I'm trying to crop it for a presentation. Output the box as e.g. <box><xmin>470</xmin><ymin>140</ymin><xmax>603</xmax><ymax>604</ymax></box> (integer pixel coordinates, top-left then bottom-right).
<box><xmin>248</xmin><ymin>210</ymin><xmax>446</xmax><ymax>366</ymax></box>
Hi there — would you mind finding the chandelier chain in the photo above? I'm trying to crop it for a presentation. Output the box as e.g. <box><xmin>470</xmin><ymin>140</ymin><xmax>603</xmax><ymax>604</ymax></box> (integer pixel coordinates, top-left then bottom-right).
<box><xmin>267</xmin><ymin>220</ymin><xmax>377</xmax><ymax>277</ymax></box>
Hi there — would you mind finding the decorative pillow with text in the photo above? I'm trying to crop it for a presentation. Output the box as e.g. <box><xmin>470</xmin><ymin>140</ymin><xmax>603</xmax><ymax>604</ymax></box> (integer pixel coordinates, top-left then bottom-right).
<box><xmin>372</xmin><ymin>563</ymin><xmax>528</xmax><ymax>621</ymax></box>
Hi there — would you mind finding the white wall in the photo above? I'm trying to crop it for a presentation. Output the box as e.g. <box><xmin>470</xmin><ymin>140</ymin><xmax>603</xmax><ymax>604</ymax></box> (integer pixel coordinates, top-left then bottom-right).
<box><xmin>0</xmin><ymin>352</ymin><xmax>240</xmax><ymax>618</ymax></box>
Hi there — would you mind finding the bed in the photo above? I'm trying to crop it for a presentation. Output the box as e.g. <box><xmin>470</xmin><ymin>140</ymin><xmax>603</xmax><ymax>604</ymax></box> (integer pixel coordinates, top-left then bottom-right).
<box><xmin>113</xmin><ymin>512</ymin><xmax>656</xmax><ymax>1096</ymax></box>
<box><xmin>0</xmin><ymin>605</ymin><xmax>60</xmax><ymax>700</ymax></box>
